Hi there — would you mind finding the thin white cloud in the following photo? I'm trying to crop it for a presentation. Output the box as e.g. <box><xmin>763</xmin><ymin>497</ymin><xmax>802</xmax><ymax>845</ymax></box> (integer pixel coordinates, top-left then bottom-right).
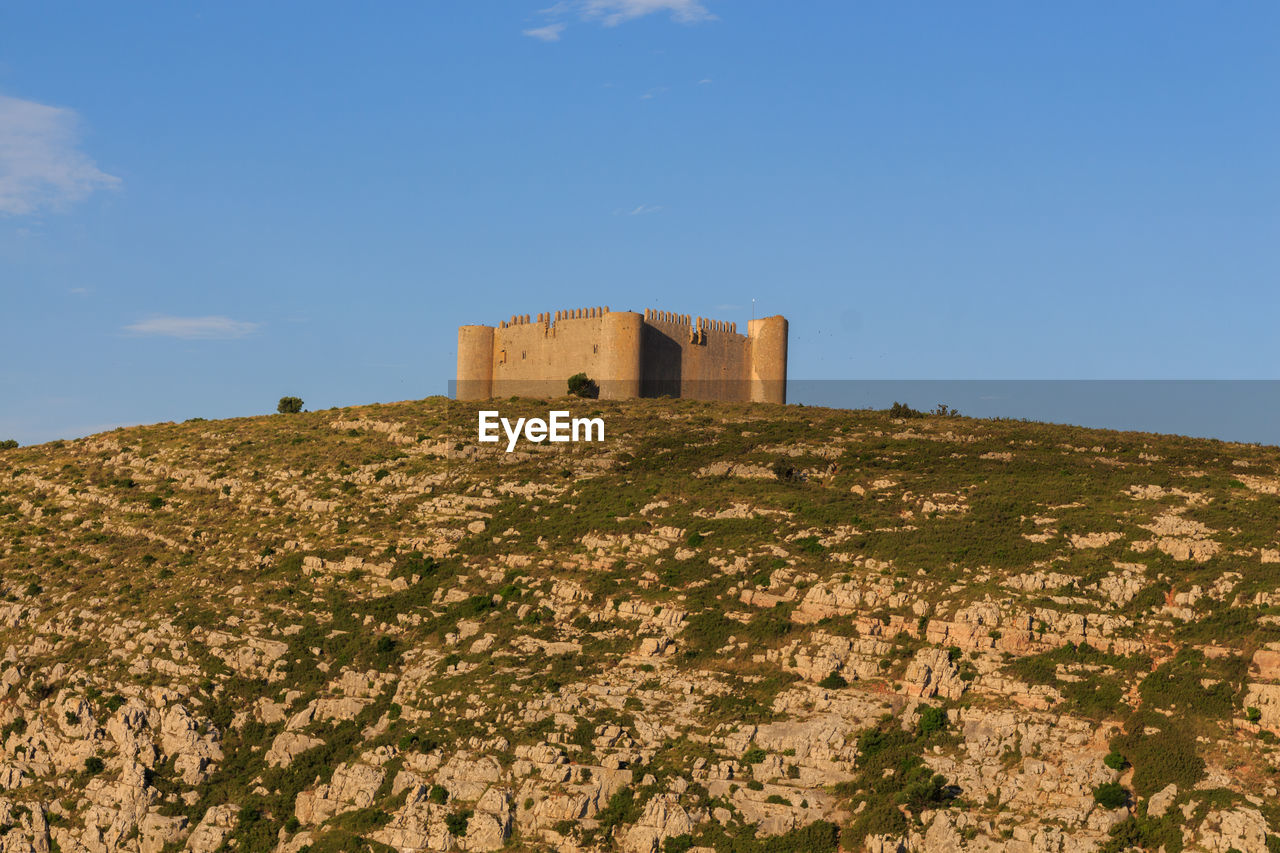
<box><xmin>614</xmin><ymin>204</ymin><xmax>663</xmax><ymax>216</ymax></box>
<box><xmin>124</xmin><ymin>315</ymin><xmax>261</xmax><ymax>340</ymax></box>
<box><xmin>580</xmin><ymin>0</ymin><xmax>714</xmax><ymax>26</ymax></box>
<box><xmin>0</xmin><ymin>95</ymin><xmax>120</xmax><ymax>216</ymax></box>
<box><xmin>523</xmin><ymin>22</ymin><xmax>566</xmax><ymax>41</ymax></box>
<box><xmin>528</xmin><ymin>0</ymin><xmax>714</xmax><ymax>40</ymax></box>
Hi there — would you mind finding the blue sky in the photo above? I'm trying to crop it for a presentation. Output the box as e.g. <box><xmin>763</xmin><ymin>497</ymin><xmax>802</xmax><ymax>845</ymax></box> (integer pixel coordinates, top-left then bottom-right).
<box><xmin>1</xmin><ymin>2</ymin><xmax>1277</xmax><ymax>444</ymax></box>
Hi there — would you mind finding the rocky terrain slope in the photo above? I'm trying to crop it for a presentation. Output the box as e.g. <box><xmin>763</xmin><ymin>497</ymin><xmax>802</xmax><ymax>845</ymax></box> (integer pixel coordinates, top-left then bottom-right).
<box><xmin>1</xmin><ymin>397</ymin><xmax>1279</xmax><ymax>853</ymax></box>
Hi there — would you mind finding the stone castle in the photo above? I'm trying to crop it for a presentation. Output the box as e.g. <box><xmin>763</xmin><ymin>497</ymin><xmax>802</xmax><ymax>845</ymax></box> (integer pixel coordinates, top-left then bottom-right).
<box><xmin>456</xmin><ymin>307</ymin><xmax>787</xmax><ymax>403</ymax></box>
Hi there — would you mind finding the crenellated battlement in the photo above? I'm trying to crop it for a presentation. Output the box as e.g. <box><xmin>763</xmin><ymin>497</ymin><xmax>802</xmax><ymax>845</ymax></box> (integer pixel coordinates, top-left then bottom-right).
<box><xmin>644</xmin><ymin>309</ymin><xmax>739</xmax><ymax>336</ymax></box>
<box><xmin>552</xmin><ymin>306</ymin><xmax>611</xmax><ymax>322</ymax></box>
<box><xmin>644</xmin><ymin>308</ymin><xmax>691</xmax><ymax>326</ymax></box>
<box><xmin>499</xmin><ymin>307</ymin><xmax>614</xmax><ymax>328</ymax></box>
<box><xmin>458</xmin><ymin>305</ymin><xmax>786</xmax><ymax>403</ymax></box>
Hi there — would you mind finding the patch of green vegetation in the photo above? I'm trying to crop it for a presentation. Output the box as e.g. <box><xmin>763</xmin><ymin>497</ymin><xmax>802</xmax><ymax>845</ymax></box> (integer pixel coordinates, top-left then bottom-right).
<box><xmin>817</xmin><ymin>672</ymin><xmax>847</xmax><ymax>689</ymax></box>
<box><xmin>1138</xmin><ymin>648</ymin><xmax>1242</xmax><ymax>723</ymax></box>
<box><xmin>691</xmin><ymin>819</ymin><xmax>839</xmax><ymax>853</ymax></box>
<box><xmin>1092</xmin><ymin>782</ymin><xmax>1128</xmax><ymax>809</ymax></box>
<box><xmin>444</xmin><ymin>809</ymin><xmax>472</xmax><ymax>837</ymax></box>
<box><xmin>1002</xmin><ymin>642</ymin><xmax>1150</xmax><ymax>719</ymax></box>
<box><xmin>917</xmin><ymin>705</ymin><xmax>947</xmax><ymax>736</ymax></box>
<box><xmin>1099</xmin><ymin>814</ymin><xmax>1185</xmax><ymax>853</ymax></box>
<box><xmin>836</xmin><ymin>713</ymin><xmax>958</xmax><ymax>848</ymax></box>
<box><xmin>582</xmin><ymin>786</ymin><xmax>646</xmax><ymax>846</ymax></box>
<box><xmin>1110</xmin><ymin>712</ymin><xmax>1206</xmax><ymax>797</ymax></box>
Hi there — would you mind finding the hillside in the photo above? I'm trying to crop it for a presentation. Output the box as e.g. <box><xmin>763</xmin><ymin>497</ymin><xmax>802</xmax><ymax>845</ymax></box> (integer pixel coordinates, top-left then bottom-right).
<box><xmin>1</xmin><ymin>397</ymin><xmax>1279</xmax><ymax>853</ymax></box>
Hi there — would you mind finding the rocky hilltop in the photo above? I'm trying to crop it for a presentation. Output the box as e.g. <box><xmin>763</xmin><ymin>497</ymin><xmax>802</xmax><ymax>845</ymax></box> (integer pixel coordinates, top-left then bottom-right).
<box><xmin>2</xmin><ymin>397</ymin><xmax>1279</xmax><ymax>853</ymax></box>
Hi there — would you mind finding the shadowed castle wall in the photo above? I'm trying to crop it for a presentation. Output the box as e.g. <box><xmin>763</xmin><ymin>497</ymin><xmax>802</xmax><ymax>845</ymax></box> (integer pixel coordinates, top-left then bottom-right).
<box><xmin>456</xmin><ymin>307</ymin><xmax>785</xmax><ymax>403</ymax></box>
<box><xmin>641</xmin><ymin>314</ymin><xmax>751</xmax><ymax>401</ymax></box>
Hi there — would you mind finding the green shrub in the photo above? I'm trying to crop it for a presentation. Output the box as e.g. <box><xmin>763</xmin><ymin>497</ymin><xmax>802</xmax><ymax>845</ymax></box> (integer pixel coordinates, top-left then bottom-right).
<box><xmin>896</xmin><ymin>769</ymin><xmax>949</xmax><ymax>810</ymax></box>
<box><xmin>888</xmin><ymin>402</ymin><xmax>925</xmax><ymax>419</ymax></box>
<box><xmin>742</xmin><ymin>747</ymin><xmax>767</xmax><ymax>764</ymax></box>
<box><xmin>428</xmin><ymin>784</ymin><xmax>449</xmax><ymax>804</ymax></box>
<box><xmin>1246</xmin><ymin>706</ymin><xmax>1263</xmax><ymax>723</ymax></box>
<box><xmin>917</xmin><ymin>705</ymin><xmax>947</xmax><ymax>736</ymax></box>
<box><xmin>664</xmin><ymin>834</ymin><xmax>695</xmax><ymax>853</ymax></box>
<box><xmin>795</xmin><ymin>536</ymin><xmax>825</xmax><ymax>555</ymax></box>
<box><xmin>444</xmin><ymin>809</ymin><xmax>472</xmax><ymax>836</ymax></box>
<box><xmin>83</xmin><ymin>756</ymin><xmax>104</xmax><ymax>775</ymax></box>
<box><xmin>1100</xmin><ymin>815</ymin><xmax>1183</xmax><ymax>853</ymax></box>
<box><xmin>817</xmin><ymin>673</ymin><xmax>847</xmax><ymax>690</ymax></box>
<box><xmin>330</xmin><ymin>807</ymin><xmax>391</xmax><ymax>834</ymax></box>
<box><xmin>768</xmin><ymin>461</ymin><xmax>798</xmax><ymax>481</ymax></box>
<box><xmin>1093</xmin><ymin>782</ymin><xmax>1128</xmax><ymax>809</ymax></box>
<box><xmin>0</xmin><ymin>440</ymin><xmax>17</xmax><ymax>450</ymax></box>
<box><xmin>589</xmin><ymin>787</ymin><xmax>643</xmax><ymax>842</ymax></box>
<box><xmin>277</xmin><ymin>396</ymin><xmax>304</xmax><ymax>414</ymax></box>
<box><xmin>1103</xmin><ymin>751</ymin><xmax>1127</xmax><ymax>771</ymax></box>
<box><xmin>850</xmin><ymin>800</ymin><xmax>908</xmax><ymax>844</ymax></box>
<box><xmin>567</xmin><ymin>373</ymin><xmax>599</xmax><ymax>399</ymax></box>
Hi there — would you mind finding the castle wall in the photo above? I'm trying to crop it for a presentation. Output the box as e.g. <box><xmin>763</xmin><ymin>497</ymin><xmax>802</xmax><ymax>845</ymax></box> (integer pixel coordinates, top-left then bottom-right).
<box><xmin>455</xmin><ymin>307</ymin><xmax>786</xmax><ymax>403</ymax></box>
<box><xmin>640</xmin><ymin>314</ymin><xmax>752</xmax><ymax>401</ymax></box>
<box><xmin>489</xmin><ymin>316</ymin><xmax>602</xmax><ymax>399</ymax></box>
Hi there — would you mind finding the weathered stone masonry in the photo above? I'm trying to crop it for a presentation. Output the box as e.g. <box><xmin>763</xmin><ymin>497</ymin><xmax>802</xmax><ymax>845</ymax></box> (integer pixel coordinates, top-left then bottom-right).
<box><xmin>456</xmin><ymin>307</ymin><xmax>787</xmax><ymax>403</ymax></box>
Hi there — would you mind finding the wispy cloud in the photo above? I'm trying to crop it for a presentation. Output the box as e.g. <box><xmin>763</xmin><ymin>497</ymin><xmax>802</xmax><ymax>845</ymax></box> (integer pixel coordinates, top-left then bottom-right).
<box><xmin>614</xmin><ymin>204</ymin><xmax>663</xmax><ymax>216</ymax></box>
<box><xmin>526</xmin><ymin>0</ymin><xmax>714</xmax><ymax>40</ymax></box>
<box><xmin>0</xmin><ymin>95</ymin><xmax>120</xmax><ymax>216</ymax></box>
<box><xmin>124</xmin><ymin>315</ymin><xmax>261</xmax><ymax>340</ymax></box>
<box><xmin>579</xmin><ymin>0</ymin><xmax>715</xmax><ymax>26</ymax></box>
<box><xmin>523</xmin><ymin>22</ymin><xmax>566</xmax><ymax>41</ymax></box>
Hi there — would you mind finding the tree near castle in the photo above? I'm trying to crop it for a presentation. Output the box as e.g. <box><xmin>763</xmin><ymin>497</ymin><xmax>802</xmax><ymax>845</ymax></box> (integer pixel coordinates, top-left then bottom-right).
<box><xmin>567</xmin><ymin>373</ymin><xmax>598</xmax><ymax>399</ymax></box>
